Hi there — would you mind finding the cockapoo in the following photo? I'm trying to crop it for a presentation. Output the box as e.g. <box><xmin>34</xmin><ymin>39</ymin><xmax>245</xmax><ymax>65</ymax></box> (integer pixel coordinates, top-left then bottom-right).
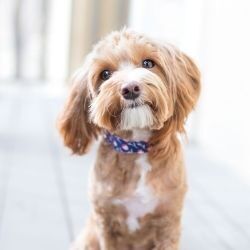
<box><xmin>58</xmin><ymin>28</ymin><xmax>201</xmax><ymax>250</ymax></box>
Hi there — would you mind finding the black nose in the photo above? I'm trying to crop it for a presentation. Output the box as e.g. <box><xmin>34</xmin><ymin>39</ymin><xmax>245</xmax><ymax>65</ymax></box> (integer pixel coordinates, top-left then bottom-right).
<box><xmin>121</xmin><ymin>82</ymin><xmax>141</xmax><ymax>100</ymax></box>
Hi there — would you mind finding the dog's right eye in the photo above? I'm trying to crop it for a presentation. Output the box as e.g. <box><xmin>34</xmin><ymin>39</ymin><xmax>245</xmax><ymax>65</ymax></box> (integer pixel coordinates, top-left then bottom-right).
<box><xmin>142</xmin><ymin>59</ymin><xmax>155</xmax><ymax>69</ymax></box>
<box><xmin>100</xmin><ymin>70</ymin><xmax>112</xmax><ymax>81</ymax></box>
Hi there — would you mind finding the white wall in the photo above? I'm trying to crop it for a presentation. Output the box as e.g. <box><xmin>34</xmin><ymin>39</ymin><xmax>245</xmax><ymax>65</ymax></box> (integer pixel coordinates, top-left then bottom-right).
<box><xmin>197</xmin><ymin>0</ymin><xmax>250</xmax><ymax>179</ymax></box>
<box><xmin>129</xmin><ymin>0</ymin><xmax>250</xmax><ymax>179</ymax></box>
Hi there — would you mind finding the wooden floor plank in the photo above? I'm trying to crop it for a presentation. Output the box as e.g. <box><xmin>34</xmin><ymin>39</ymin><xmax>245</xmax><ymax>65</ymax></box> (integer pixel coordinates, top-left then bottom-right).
<box><xmin>0</xmin><ymin>90</ymin><xmax>22</xmax><ymax>239</ymax></box>
<box><xmin>184</xmin><ymin>148</ymin><xmax>250</xmax><ymax>250</ymax></box>
<box><xmin>0</xmin><ymin>87</ymin><xmax>70</xmax><ymax>250</ymax></box>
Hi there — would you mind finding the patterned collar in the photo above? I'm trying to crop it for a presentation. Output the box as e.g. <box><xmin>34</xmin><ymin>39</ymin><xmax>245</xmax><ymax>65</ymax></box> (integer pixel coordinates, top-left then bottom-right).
<box><xmin>103</xmin><ymin>131</ymin><xmax>149</xmax><ymax>154</ymax></box>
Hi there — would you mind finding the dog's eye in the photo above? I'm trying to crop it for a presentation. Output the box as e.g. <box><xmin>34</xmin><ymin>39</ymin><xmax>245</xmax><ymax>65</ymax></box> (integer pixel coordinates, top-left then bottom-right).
<box><xmin>100</xmin><ymin>70</ymin><xmax>112</xmax><ymax>81</ymax></box>
<box><xmin>142</xmin><ymin>59</ymin><xmax>155</xmax><ymax>69</ymax></box>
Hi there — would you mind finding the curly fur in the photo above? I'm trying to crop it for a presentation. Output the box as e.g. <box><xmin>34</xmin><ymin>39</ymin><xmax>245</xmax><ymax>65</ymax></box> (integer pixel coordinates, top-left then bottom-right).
<box><xmin>58</xmin><ymin>28</ymin><xmax>201</xmax><ymax>250</ymax></box>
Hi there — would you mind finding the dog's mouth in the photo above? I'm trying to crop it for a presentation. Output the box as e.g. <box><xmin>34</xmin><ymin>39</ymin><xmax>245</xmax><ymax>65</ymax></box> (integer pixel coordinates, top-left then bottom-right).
<box><xmin>127</xmin><ymin>102</ymin><xmax>141</xmax><ymax>108</ymax></box>
<box><xmin>123</xmin><ymin>99</ymin><xmax>153</xmax><ymax>109</ymax></box>
<box><xmin>125</xmin><ymin>101</ymin><xmax>155</xmax><ymax>111</ymax></box>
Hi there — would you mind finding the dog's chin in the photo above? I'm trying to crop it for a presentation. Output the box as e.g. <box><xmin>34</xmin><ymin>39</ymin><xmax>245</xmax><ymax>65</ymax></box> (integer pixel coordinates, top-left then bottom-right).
<box><xmin>119</xmin><ymin>104</ymin><xmax>155</xmax><ymax>130</ymax></box>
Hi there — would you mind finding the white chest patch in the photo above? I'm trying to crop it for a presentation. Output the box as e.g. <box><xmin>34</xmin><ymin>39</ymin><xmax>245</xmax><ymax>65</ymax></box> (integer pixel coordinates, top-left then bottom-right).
<box><xmin>113</xmin><ymin>154</ymin><xmax>158</xmax><ymax>232</ymax></box>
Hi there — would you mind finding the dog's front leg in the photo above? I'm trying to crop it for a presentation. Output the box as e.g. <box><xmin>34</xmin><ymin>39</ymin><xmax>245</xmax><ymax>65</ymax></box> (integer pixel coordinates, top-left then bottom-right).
<box><xmin>97</xmin><ymin>231</ymin><xmax>117</xmax><ymax>250</ymax></box>
<box><xmin>153</xmin><ymin>214</ymin><xmax>181</xmax><ymax>250</ymax></box>
<box><xmin>153</xmin><ymin>231</ymin><xmax>180</xmax><ymax>250</ymax></box>
<box><xmin>153</xmin><ymin>240</ymin><xmax>179</xmax><ymax>250</ymax></box>
<box><xmin>95</xmin><ymin>222</ymin><xmax>118</xmax><ymax>250</ymax></box>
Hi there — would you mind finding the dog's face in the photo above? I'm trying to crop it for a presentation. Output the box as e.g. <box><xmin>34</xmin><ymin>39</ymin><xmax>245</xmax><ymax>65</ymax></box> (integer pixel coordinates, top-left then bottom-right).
<box><xmin>58</xmin><ymin>29</ymin><xmax>200</xmax><ymax>154</ymax></box>
<box><xmin>88</xmin><ymin>34</ymin><xmax>173</xmax><ymax>131</ymax></box>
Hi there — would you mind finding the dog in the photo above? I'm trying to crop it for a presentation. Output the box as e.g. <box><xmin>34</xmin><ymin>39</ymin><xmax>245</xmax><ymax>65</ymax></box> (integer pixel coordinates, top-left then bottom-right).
<box><xmin>58</xmin><ymin>28</ymin><xmax>201</xmax><ymax>250</ymax></box>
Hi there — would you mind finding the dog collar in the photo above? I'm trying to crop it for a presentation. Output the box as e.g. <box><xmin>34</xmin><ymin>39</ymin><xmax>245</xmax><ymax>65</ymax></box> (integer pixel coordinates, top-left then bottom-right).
<box><xmin>103</xmin><ymin>131</ymin><xmax>149</xmax><ymax>154</ymax></box>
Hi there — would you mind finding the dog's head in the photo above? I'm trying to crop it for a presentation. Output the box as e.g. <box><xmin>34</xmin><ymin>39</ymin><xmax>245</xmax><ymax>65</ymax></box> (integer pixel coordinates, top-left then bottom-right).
<box><xmin>58</xmin><ymin>29</ymin><xmax>201</xmax><ymax>155</ymax></box>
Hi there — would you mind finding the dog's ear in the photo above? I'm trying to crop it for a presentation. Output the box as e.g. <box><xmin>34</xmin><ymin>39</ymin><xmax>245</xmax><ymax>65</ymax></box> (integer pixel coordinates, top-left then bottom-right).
<box><xmin>173</xmin><ymin>51</ymin><xmax>201</xmax><ymax>132</ymax></box>
<box><xmin>57</xmin><ymin>69</ymin><xmax>99</xmax><ymax>155</ymax></box>
<box><xmin>159</xmin><ymin>45</ymin><xmax>201</xmax><ymax>132</ymax></box>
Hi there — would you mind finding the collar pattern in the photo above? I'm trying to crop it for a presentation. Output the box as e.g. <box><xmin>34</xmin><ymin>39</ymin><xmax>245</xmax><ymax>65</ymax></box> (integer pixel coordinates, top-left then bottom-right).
<box><xmin>103</xmin><ymin>131</ymin><xmax>149</xmax><ymax>154</ymax></box>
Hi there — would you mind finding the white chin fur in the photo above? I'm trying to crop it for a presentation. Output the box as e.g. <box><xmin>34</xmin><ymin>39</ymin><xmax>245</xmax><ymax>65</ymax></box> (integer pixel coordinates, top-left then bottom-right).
<box><xmin>120</xmin><ymin>105</ymin><xmax>154</xmax><ymax>130</ymax></box>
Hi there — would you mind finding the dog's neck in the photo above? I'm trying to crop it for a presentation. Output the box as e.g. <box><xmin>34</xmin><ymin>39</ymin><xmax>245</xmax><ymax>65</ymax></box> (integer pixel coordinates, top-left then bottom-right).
<box><xmin>103</xmin><ymin>129</ymin><xmax>151</xmax><ymax>154</ymax></box>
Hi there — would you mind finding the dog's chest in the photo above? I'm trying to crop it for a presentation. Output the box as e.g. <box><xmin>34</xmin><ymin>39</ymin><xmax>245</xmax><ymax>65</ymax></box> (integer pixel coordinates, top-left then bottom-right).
<box><xmin>113</xmin><ymin>154</ymin><xmax>159</xmax><ymax>232</ymax></box>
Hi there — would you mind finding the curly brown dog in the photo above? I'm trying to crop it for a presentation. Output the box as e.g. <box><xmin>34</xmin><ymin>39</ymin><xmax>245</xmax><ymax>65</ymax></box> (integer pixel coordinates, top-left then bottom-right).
<box><xmin>58</xmin><ymin>28</ymin><xmax>201</xmax><ymax>250</ymax></box>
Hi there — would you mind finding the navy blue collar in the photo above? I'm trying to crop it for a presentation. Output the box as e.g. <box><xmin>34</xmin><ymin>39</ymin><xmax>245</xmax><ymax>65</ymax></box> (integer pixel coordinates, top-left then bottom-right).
<box><xmin>103</xmin><ymin>131</ymin><xmax>149</xmax><ymax>154</ymax></box>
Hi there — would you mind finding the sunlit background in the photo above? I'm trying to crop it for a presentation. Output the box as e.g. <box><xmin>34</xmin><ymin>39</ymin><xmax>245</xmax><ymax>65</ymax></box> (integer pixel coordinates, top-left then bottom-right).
<box><xmin>0</xmin><ymin>0</ymin><xmax>250</xmax><ymax>249</ymax></box>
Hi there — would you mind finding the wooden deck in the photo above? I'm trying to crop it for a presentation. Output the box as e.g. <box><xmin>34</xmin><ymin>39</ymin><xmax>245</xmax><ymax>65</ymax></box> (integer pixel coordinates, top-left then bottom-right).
<box><xmin>0</xmin><ymin>84</ymin><xmax>249</xmax><ymax>250</ymax></box>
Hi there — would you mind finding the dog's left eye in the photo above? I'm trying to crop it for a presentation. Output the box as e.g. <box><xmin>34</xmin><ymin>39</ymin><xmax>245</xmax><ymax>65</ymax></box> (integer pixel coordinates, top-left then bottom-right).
<box><xmin>142</xmin><ymin>59</ymin><xmax>155</xmax><ymax>69</ymax></box>
<box><xmin>100</xmin><ymin>70</ymin><xmax>112</xmax><ymax>81</ymax></box>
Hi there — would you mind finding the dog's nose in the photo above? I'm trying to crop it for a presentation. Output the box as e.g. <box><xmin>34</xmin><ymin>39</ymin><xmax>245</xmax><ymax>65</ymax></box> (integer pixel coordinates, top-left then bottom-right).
<box><xmin>121</xmin><ymin>82</ymin><xmax>141</xmax><ymax>100</ymax></box>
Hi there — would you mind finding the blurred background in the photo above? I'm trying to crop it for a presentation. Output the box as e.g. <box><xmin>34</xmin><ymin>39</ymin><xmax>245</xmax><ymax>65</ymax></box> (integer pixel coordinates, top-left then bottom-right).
<box><xmin>0</xmin><ymin>0</ymin><xmax>250</xmax><ymax>249</ymax></box>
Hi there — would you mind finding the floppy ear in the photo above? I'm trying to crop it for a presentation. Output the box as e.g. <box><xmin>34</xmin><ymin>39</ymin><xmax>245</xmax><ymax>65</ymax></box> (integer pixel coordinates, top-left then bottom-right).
<box><xmin>160</xmin><ymin>45</ymin><xmax>201</xmax><ymax>132</ymax></box>
<box><xmin>173</xmin><ymin>51</ymin><xmax>201</xmax><ymax>132</ymax></box>
<box><xmin>57</xmin><ymin>70</ymin><xmax>99</xmax><ymax>155</ymax></box>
